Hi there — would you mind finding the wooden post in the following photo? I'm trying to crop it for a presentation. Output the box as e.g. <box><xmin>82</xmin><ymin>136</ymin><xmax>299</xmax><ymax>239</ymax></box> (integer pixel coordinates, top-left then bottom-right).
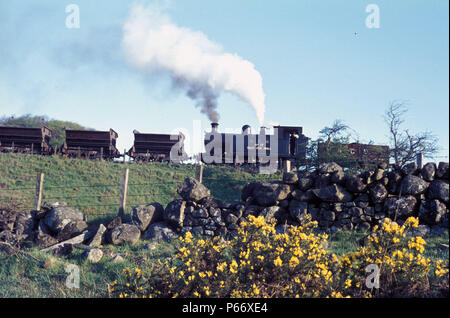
<box><xmin>118</xmin><ymin>168</ymin><xmax>129</xmax><ymax>219</ymax></box>
<box><xmin>416</xmin><ymin>153</ymin><xmax>424</xmax><ymax>169</ymax></box>
<box><xmin>100</xmin><ymin>147</ymin><xmax>104</xmax><ymax>161</ymax></box>
<box><xmin>34</xmin><ymin>173</ymin><xmax>44</xmax><ymax>211</ymax></box>
<box><xmin>124</xmin><ymin>149</ymin><xmax>126</xmax><ymax>163</ymax></box>
<box><xmin>283</xmin><ymin>160</ymin><xmax>292</xmax><ymax>173</ymax></box>
<box><xmin>196</xmin><ymin>165</ymin><xmax>204</xmax><ymax>183</ymax></box>
<box><xmin>31</xmin><ymin>143</ymin><xmax>34</xmax><ymax>154</ymax></box>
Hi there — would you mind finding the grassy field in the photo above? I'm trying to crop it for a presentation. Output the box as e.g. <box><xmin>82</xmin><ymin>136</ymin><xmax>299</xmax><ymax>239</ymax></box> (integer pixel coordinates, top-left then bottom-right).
<box><xmin>0</xmin><ymin>152</ymin><xmax>281</xmax><ymax>223</ymax></box>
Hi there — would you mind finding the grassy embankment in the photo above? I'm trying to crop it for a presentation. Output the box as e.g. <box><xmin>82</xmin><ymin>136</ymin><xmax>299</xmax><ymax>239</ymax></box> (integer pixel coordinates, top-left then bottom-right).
<box><xmin>0</xmin><ymin>152</ymin><xmax>448</xmax><ymax>297</ymax></box>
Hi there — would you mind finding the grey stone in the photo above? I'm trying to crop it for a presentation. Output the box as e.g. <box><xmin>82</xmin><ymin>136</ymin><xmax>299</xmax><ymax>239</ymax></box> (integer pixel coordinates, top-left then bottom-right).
<box><xmin>108</xmin><ymin>224</ymin><xmax>141</xmax><ymax>245</ymax></box>
<box><xmin>312</xmin><ymin>184</ymin><xmax>352</xmax><ymax>203</ymax></box>
<box><xmin>318</xmin><ymin>162</ymin><xmax>343</xmax><ymax>174</ymax></box>
<box><xmin>345</xmin><ymin>175</ymin><xmax>367</xmax><ymax>193</ymax></box>
<box><xmin>43</xmin><ymin>207</ymin><xmax>85</xmax><ymax>234</ymax></box>
<box><xmin>88</xmin><ymin>224</ymin><xmax>106</xmax><ymax>247</ymax></box>
<box><xmin>427</xmin><ymin>180</ymin><xmax>449</xmax><ymax>203</ymax></box>
<box><xmin>419</xmin><ymin>200</ymin><xmax>447</xmax><ymax>225</ymax></box>
<box><xmin>384</xmin><ymin>196</ymin><xmax>418</xmax><ymax>218</ymax></box>
<box><xmin>421</xmin><ymin>162</ymin><xmax>436</xmax><ymax>182</ymax></box>
<box><xmin>177</xmin><ymin>178</ymin><xmax>211</xmax><ymax>202</ymax></box>
<box><xmin>164</xmin><ymin>200</ymin><xmax>186</xmax><ymax>227</ymax></box>
<box><xmin>369</xmin><ymin>183</ymin><xmax>388</xmax><ymax>204</ymax></box>
<box><xmin>83</xmin><ymin>248</ymin><xmax>103</xmax><ymax>263</ymax></box>
<box><xmin>143</xmin><ymin>222</ymin><xmax>178</xmax><ymax>241</ymax></box>
<box><xmin>400</xmin><ymin>175</ymin><xmax>429</xmax><ymax>195</ymax></box>
<box><xmin>132</xmin><ymin>202</ymin><xmax>164</xmax><ymax>232</ymax></box>
<box><xmin>436</xmin><ymin>162</ymin><xmax>449</xmax><ymax>179</ymax></box>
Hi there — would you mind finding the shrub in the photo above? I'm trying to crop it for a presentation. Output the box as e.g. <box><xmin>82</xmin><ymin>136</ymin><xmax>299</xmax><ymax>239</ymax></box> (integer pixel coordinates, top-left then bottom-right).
<box><xmin>109</xmin><ymin>216</ymin><xmax>448</xmax><ymax>298</ymax></box>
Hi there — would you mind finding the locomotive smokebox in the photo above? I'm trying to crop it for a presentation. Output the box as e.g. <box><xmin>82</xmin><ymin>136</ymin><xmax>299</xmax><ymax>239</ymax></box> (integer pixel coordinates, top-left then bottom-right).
<box><xmin>242</xmin><ymin>125</ymin><xmax>251</xmax><ymax>134</ymax></box>
<box><xmin>211</xmin><ymin>122</ymin><xmax>219</xmax><ymax>133</ymax></box>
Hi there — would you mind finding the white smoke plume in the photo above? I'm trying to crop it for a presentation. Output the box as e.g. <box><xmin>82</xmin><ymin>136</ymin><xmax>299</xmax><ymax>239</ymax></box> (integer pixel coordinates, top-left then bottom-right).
<box><xmin>122</xmin><ymin>4</ymin><xmax>266</xmax><ymax>124</ymax></box>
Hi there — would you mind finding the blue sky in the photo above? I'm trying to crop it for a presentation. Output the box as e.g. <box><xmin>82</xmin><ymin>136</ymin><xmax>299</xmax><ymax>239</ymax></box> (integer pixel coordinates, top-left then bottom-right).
<box><xmin>0</xmin><ymin>0</ymin><xmax>448</xmax><ymax>159</ymax></box>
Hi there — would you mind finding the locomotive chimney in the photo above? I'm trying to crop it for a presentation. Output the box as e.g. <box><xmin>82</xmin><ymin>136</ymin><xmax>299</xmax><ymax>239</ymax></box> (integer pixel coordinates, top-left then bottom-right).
<box><xmin>260</xmin><ymin>126</ymin><xmax>267</xmax><ymax>135</ymax></box>
<box><xmin>211</xmin><ymin>122</ymin><xmax>219</xmax><ymax>133</ymax></box>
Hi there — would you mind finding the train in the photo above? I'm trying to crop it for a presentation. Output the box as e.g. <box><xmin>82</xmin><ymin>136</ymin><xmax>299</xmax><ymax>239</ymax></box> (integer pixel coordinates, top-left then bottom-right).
<box><xmin>0</xmin><ymin>124</ymin><xmax>391</xmax><ymax>168</ymax></box>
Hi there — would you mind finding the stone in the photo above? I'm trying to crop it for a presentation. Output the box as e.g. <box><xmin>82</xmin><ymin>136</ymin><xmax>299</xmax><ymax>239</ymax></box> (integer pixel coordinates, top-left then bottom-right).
<box><xmin>106</xmin><ymin>216</ymin><xmax>122</xmax><ymax>230</ymax></box>
<box><xmin>283</xmin><ymin>172</ymin><xmax>298</xmax><ymax>184</ymax></box>
<box><xmin>402</xmin><ymin>162</ymin><xmax>418</xmax><ymax>175</ymax></box>
<box><xmin>349</xmin><ymin>207</ymin><xmax>363</xmax><ymax>217</ymax></box>
<box><xmin>384</xmin><ymin>196</ymin><xmax>418</xmax><ymax>218</ymax></box>
<box><xmin>312</xmin><ymin>184</ymin><xmax>352</xmax><ymax>203</ymax></box>
<box><xmin>330</xmin><ymin>170</ymin><xmax>345</xmax><ymax>184</ymax></box>
<box><xmin>14</xmin><ymin>212</ymin><xmax>35</xmax><ymax>240</ymax></box>
<box><xmin>407</xmin><ymin>225</ymin><xmax>430</xmax><ymax>237</ymax></box>
<box><xmin>356</xmin><ymin>222</ymin><xmax>371</xmax><ymax>232</ymax></box>
<box><xmin>43</xmin><ymin>207</ymin><xmax>85</xmax><ymax>234</ymax></box>
<box><xmin>164</xmin><ymin>200</ymin><xmax>186</xmax><ymax>227</ymax></box>
<box><xmin>314</xmin><ymin>175</ymin><xmax>330</xmax><ymax>188</ymax></box>
<box><xmin>387</xmin><ymin>171</ymin><xmax>403</xmax><ymax>194</ymax></box>
<box><xmin>225</xmin><ymin>213</ymin><xmax>239</xmax><ymax>224</ymax></box>
<box><xmin>436</xmin><ymin>162</ymin><xmax>449</xmax><ymax>179</ymax></box>
<box><xmin>260</xmin><ymin>206</ymin><xmax>285</xmax><ymax>222</ymax></box>
<box><xmin>318</xmin><ymin>162</ymin><xmax>343</xmax><ymax>174</ymax></box>
<box><xmin>373</xmin><ymin>169</ymin><xmax>385</xmax><ymax>181</ymax></box>
<box><xmin>41</xmin><ymin>201</ymin><xmax>67</xmax><ymax>212</ymax></box>
<box><xmin>112</xmin><ymin>255</ymin><xmax>125</xmax><ymax>263</ymax></box>
<box><xmin>421</xmin><ymin>162</ymin><xmax>436</xmax><ymax>182</ymax></box>
<box><xmin>208</xmin><ymin>207</ymin><xmax>221</xmax><ymax>218</ymax></box>
<box><xmin>297</xmin><ymin>177</ymin><xmax>315</xmax><ymax>191</ymax></box>
<box><xmin>83</xmin><ymin>248</ymin><xmax>103</xmax><ymax>263</ymax></box>
<box><xmin>108</xmin><ymin>224</ymin><xmax>141</xmax><ymax>245</ymax></box>
<box><xmin>253</xmin><ymin>183</ymin><xmax>292</xmax><ymax>206</ymax></box>
<box><xmin>177</xmin><ymin>178</ymin><xmax>211</xmax><ymax>202</ymax></box>
<box><xmin>289</xmin><ymin>201</ymin><xmax>309</xmax><ymax>223</ymax></box>
<box><xmin>142</xmin><ymin>222</ymin><xmax>178</xmax><ymax>241</ymax></box>
<box><xmin>56</xmin><ymin>220</ymin><xmax>88</xmax><ymax>242</ymax></box>
<box><xmin>400</xmin><ymin>175</ymin><xmax>429</xmax><ymax>195</ymax></box>
<box><xmin>192</xmin><ymin>208</ymin><xmax>209</xmax><ymax>218</ymax></box>
<box><xmin>35</xmin><ymin>232</ymin><xmax>58</xmax><ymax>247</ymax></box>
<box><xmin>369</xmin><ymin>183</ymin><xmax>388</xmax><ymax>204</ymax></box>
<box><xmin>345</xmin><ymin>175</ymin><xmax>367</xmax><ymax>193</ymax></box>
<box><xmin>419</xmin><ymin>200</ymin><xmax>447</xmax><ymax>225</ymax></box>
<box><xmin>88</xmin><ymin>224</ymin><xmax>106</xmax><ymax>247</ymax></box>
<box><xmin>427</xmin><ymin>180</ymin><xmax>449</xmax><ymax>203</ymax></box>
<box><xmin>132</xmin><ymin>202</ymin><xmax>164</xmax><ymax>232</ymax></box>
<box><xmin>241</xmin><ymin>182</ymin><xmax>262</xmax><ymax>201</ymax></box>
<box><xmin>320</xmin><ymin>209</ymin><xmax>335</xmax><ymax>222</ymax></box>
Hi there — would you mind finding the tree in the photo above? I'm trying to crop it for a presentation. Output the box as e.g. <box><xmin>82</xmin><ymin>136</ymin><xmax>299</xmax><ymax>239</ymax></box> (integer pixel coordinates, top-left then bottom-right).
<box><xmin>384</xmin><ymin>101</ymin><xmax>439</xmax><ymax>166</ymax></box>
<box><xmin>319</xmin><ymin>119</ymin><xmax>350</xmax><ymax>146</ymax></box>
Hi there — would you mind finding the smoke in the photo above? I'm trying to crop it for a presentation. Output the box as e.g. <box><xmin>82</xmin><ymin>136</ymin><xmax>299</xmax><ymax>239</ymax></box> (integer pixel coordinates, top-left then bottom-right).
<box><xmin>122</xmin><ymin>4</ymin><xmax>266</xmax><ymax>124</ymax></box>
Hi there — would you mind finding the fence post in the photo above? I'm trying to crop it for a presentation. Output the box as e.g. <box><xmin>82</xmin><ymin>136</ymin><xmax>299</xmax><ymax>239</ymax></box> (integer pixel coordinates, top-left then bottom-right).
<box><xmin>118</xmin><ymin>168</ymin><xmax>129</xmax><ymax>219</ymax></box>
<box><xmin>416</xmin><ymin>153</ymin><xmax>424</xmax><ymax>169</ymax></box>
<box><xmin>283</xmin><ymin>160</ymin><xmax>292</xmax><ymax>173</ymax></box>
<box><xmin>196</xmin><ymin>165</ymin><xmax>204</xmax><ymax>183</ymax></box>
<box><xmin>34</xmin><ymin>173</ymin><xmax>44</xmax><ymax>211</ymax></box>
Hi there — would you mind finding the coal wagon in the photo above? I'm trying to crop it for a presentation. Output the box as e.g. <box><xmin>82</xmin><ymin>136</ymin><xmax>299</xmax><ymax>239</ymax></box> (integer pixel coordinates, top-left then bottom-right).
<box><xmin>127</xmin><ymin>131</ymin><xmax>186</xmax><ymax>162</ymax></box>
<box><xmin>61</xmin><ymin>128</ymin><xmax>121</xmax><ymax>160</ymax></box>
<box><xmin>0</xmin><ymin>126</ymin><xmax>53</xmax><ymax>155</ymax></box>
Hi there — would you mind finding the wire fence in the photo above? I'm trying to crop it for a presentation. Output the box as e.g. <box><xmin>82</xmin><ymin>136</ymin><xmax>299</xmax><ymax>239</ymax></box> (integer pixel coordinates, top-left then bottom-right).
<box><xmin>0</xmin><ymin>165</ymin><xmax>282</xmax><ymax>223</ymax></box>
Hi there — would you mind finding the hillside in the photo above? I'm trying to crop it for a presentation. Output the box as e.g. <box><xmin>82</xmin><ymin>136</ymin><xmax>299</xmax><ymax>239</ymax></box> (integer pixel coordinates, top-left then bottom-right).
<box><xmin>0</xmin><ymin>114</ymin><xmax>89</xmax><ymax>149</ymax></box>
<box><xmin>0</xmin><ymin>152</ymin><xmax>281</xmax><ymax>223</ymax></box>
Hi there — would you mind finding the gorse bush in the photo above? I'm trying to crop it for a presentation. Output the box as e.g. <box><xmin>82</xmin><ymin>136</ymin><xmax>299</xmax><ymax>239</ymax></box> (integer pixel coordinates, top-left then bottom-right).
<box><xmin>109</xmin><ymin>216</ymin><xmax>449</xmax><ymax>298</ymax></box>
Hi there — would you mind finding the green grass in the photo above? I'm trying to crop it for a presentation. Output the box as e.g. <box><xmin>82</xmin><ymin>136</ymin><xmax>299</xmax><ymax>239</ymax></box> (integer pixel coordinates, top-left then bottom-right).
<box><xmin>0</xmin><ymin>231</ymin><xmax>447</xmax><ymax>298</ymax></box>
<box><xmin>0</xmin><ymin>152</ymin><xmax>281</xmax><ymax>223</ymax></box>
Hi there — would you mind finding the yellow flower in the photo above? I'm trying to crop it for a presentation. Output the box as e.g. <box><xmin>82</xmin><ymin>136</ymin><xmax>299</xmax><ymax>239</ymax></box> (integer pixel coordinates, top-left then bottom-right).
<box><xmin>274</xmin><ymin>256</ymin><xmax>283</xmax><ymax>267</ymax></box>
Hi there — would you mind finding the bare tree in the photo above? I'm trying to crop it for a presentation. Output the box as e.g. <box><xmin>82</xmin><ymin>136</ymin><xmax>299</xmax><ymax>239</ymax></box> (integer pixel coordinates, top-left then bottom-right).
<box><xmin>384</xmin><ymin>101</ymin><xmax>439</xmax><ymax>166</ymax></box>
<box><xmin>319</xmin><ymin>119</ymin><xmax>350</xmax><ymax>146</ymax></box>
